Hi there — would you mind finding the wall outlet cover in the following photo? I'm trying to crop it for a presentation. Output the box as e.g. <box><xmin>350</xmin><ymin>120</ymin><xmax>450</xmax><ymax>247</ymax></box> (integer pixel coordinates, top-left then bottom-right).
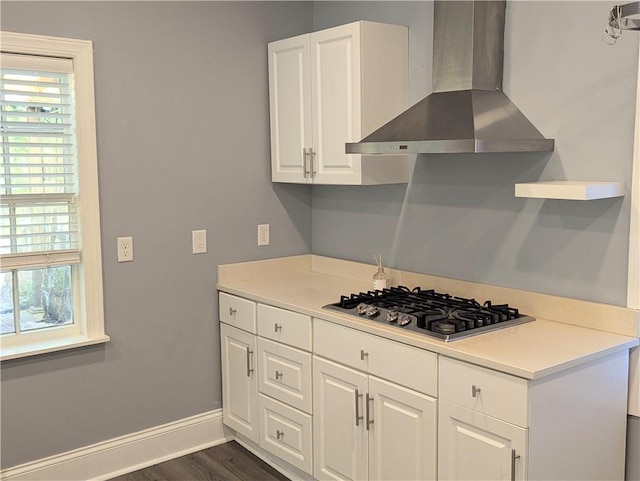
<box><xmin>192</xmin><ymin>229</ymin><xmax>207</xmax><ymax>254</ymax></box>
<box><xmin>117</xmin><ymin>236</ymin><xmax>134</xmax><ymax>262</ymax></box>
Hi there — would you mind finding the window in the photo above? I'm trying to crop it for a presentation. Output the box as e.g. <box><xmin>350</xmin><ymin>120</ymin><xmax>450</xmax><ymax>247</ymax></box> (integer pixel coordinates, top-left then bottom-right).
<box><xmin>0</xmin><ymin>32</ymin><xmax>107</xmax><ymax>360</ymax></box>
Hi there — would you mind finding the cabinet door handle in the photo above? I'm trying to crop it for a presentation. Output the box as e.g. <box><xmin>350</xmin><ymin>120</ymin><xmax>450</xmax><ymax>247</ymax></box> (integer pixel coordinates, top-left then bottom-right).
<box><xmin>355</xmin><ymin>389</ymin><xmax>364</xmax><ymax>426</ymax></box>
<box><xmin>366</xmin><ymin>393</ymin><xmax>374</xmax><ymax>430</ymax></box>
<box><xmin>275</xmin><ymin>370</ymin><xmax>283</xmax><ymax>380</ymax></box>
<box><xmin>246</xmin><ymin>347</ymin><xmax>254</xmax><ymax>377</ymax></box>
<box><xmin>511</xmin><ymin>449</ymin><xmax>521</xmax><ymax>481</ymax></box>
<box><xmin>229</xmin><ymin>307</ymin><xmax>237</xmax><ymax>316</ymax></box>
<box><xmin>274</xmin><ymin>323</ymin><xmax>282</xmax><ymax>332</ymax></box>
<box><xmin>276</xmin><ymin>429</ymin><xmax>284</xmax><ymax>440</ymax></box>
<box><xmin>472</xmin><ymin>384</ymin><xmax>481</xmax><ymax>397</ymax></box>
<box><xmin>310</xmin><ymin>150</ymin><xmax>317</xmax><ymax>177</ymax></box>
<box><xmin>360</xmin><ymin>349</ymin><xmax>368</xmax><ymax>361</ymax></box>
<box><xmin>302</xmin><ymin>148</ymin><xmax>310</xmax><ymax>178</ymax></box>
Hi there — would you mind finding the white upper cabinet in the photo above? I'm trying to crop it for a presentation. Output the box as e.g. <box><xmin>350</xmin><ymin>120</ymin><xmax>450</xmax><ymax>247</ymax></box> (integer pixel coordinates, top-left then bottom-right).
<box><xmin>268</xmin><ymin>21</ymin><xmax>409</xmax><ymax>185</ymax></box>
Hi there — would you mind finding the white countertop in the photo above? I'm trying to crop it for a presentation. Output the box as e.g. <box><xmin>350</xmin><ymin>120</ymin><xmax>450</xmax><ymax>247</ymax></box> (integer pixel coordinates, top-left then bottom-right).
<box><xmin>217</xmin><ymin>256</ymin><xmax>639</xmax><ymax>381</ymax></box>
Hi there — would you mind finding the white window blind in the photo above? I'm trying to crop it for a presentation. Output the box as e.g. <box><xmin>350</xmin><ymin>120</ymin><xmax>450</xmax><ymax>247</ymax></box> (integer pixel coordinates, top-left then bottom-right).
<box><xmin>1</xmin><ymin>53</ymin><xmax>80</xmax><ymax>270</ymax></box>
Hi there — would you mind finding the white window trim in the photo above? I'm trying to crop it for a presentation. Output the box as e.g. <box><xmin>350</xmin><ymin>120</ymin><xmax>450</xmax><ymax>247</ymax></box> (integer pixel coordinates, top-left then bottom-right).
<box><xmin>0</xmin><ymin>31</ymin><xmax>108</xmax><ymax>360</ymax></box>
<box><xmin>629</xmin><ymin>37</ymin><xmax>640</xmax><ymax>311</ymax></box>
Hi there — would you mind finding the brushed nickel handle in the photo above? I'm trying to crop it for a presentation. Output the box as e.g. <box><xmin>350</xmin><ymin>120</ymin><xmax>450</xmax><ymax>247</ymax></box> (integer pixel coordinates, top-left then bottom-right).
<box><xmin>274</xmin><ymin>323</ymin><xmax>282</xmax><ymax>332</ymax></box>
<box><xmin>511</xmin><ymin>449</ymin><xmax>521</xmax><ymax>481</ymax></box>
<box><xmin>310</xmin><ymin>150</ymin><xmax>317</xmax><ymax>177</ymax></box>
<box><xmin>276</xmin><ymin>429</ymin><xmax>284</xmax><ymax>440</ymax></box>
<box><xmin>355</xmin><ymin>389</ymin><xmax>363</xmax><ymax>426</ymax></box>
<box><xmin>472</xmin><ymin>385</ymin><xmax>481</xmax><ymax>397</ymax></box>
<box><xmin>303</xmin><ymin>148</ymin><xmax>310</xmax><ymax>178</ymax></box>
<box><xmin>360</xmin><ymin>349</ymin><xmax>368</xmax><ymax>361</ymax></box>
<box><xmin>275</xmin><ymin>370</ymin><xmax>283</xmax><ymax>380</ymax></box>
<box><xmin>246</xmin><ymin>347</ymin><xmax>254</xmax><ymax>377</ymax></box>
<box><xmin>229</xmin><ymin>307</ymin><xmax>237</xmax><ymax>316</ymax></box>
<box><xmin>366</xmin><ymin>393</ymin><xmax>374</xmax><ymax>430</ymax></box>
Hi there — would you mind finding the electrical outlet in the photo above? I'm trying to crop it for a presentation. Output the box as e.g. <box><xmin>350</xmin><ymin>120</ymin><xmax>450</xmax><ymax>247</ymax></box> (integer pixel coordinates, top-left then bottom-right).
<box><xmin>192</xmin><ymin>229</ymin><xmax>207</xmax><ymax>254</ymax></box>
<box><xmin>117</xmin><ymin>236</ymin><xmax>133</xmax><ymax>262</ymax></box>
<box><xmin>258</xmin><ymin>224</ymin><xmax>270</xmax><ymax>246</ymax></box>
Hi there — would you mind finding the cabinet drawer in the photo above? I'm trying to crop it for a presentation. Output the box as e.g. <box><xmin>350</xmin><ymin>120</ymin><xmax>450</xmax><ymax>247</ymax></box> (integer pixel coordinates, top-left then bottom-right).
<box><xmin>258</xmin><ymin>304</ymin><xmax>311</xmax><ymax>351</ymax></box>
<box><xmin>439</xmin><ymin>356</ymin><xmax>529</xmax><ymax>427</ymax></box>
<box><xmin>258</xmin><ymin>337</ymin><xmax>312</xmax><ymax>414</ymax></box>
<box><xmin>219</xmin><ymin>292</ymin><xmax>256</xmax><ymax>334</ymax></box>
<box><xmin>314</xmin><ymin>319</ymin><xmax>437</xmax><ymax>396</ymax></box>
<box><xmin>259</xmin><ymin>393</ymin><xmax>313</xmax><ymax>475</ymax></box>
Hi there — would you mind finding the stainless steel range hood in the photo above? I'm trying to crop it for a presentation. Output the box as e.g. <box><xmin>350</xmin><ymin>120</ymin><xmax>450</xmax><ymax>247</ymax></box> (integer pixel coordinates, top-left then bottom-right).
<box><xmin>346</xmin><ymin>0</ymin><xmax>554</xmax><ymax>155</ymax></box>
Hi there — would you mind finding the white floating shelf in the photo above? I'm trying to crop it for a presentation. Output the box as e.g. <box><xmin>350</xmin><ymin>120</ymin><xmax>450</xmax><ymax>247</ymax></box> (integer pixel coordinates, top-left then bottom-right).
<box><xmin>515</xmin><ymin>181</ymin><xmax>626</xmax><ymax>200</ymax></box>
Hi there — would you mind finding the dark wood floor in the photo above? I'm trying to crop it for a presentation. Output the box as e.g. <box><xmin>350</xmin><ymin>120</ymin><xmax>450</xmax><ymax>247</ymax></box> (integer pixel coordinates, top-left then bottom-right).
<box><xmin>108</xmin><ymin>441</ymin><xmax>290</xmax><ymax>481</ymax></box>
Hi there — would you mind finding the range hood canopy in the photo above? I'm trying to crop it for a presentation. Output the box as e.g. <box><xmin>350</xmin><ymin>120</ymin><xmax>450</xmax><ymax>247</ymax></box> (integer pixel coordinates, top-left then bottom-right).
<box><xmin>346</xmin><ymin>0</ymin><xmax>554</xmax><ymax>155</ymax></box>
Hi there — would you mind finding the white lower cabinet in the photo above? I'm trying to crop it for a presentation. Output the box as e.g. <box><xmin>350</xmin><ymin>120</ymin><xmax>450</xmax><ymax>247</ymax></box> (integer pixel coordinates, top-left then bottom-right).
<box><xmin>313</xmin><ymin>356</ymin><xmax>437</xmax><ymax>481</ymax></box>
<box><xmin>220</xmin><ymin>293</ymin><xmax>631</xmax><ymax>481</ymax></box>
<box><xmin>438</xmin><ymin>353</ymin><xmax>630</xmax><ymax>481</ymax></box>
<box><xmin>438</xmin><ymin>400</ymin><xmax>527</xmax><ymax>481</ymax></box>
<box><xmin>220</xmin><ymin>322</ymin><xmax>259</xmax><ymax>443</ymax></box>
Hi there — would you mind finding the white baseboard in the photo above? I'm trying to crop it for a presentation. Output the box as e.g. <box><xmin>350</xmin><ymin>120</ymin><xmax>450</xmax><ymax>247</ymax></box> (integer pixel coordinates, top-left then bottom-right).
<box><xmin>1</xmin><ymin>409</ymin><xmax>234</xmax><ymax>481</ymax></box>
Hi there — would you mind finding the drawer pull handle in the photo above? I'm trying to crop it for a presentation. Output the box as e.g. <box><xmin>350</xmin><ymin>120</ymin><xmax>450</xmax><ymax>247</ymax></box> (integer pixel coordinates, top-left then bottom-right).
<box><xmin>246</xmin><ymin>347</ymin><xmax>254</xmax><ymax>377</ymax></box>
<box><xmin>229</xmin><ymin>307</ymin><xmax>237</xmax><ymax>316</ymax></box>
<box><xmin>276</xmin><ymin>429</ymin><xmax>284</xmax><ymax>440</ymax></box>
<box><xmin>360</xmin><ymin>349</ymin><xmax>368</xmax><ymax>361</ymax></box>
<box><xmin>472</xmin><ymin>385</ymin><xmax>481</xmax><ymax>397</ymax></box>
<box><xmin>366</xmin><ymin>393</ymin><xmax>374</xmax><ymax>430</ymax></box>
<box><xmin>511</xmin><ymin>449</ymin><xmax>521</xmax><ymax>481</ymax></box>
<box><xmin>275</xmin><ymin>370</ymin><xmax>283</xmax><ymax>380</ymax></box>
<box><xmin>274</xmin><ymin>323</ymin><xmax>282</xmax><ymax>332</ymax></box>
<box><xmin>355</xmin><ymin>389</ymin><xmax>363</xmax><ymax>426</ymax></box>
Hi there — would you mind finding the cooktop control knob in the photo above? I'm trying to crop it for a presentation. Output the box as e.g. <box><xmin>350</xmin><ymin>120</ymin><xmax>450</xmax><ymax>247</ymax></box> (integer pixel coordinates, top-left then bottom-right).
<box><xmin>364</xmin><ymin>305</ymin><xmax>379</xmax><ymax>317</ymax></box>
<box><xmin>398</xmin><ymin>313</ymin><xmax>411</xmax><ymax>326</ymax></box>
<box><xmin>386</xmin><ymin>310</ymin><xmax>399</xmax><ymax>323</ymax></box>
<box><xmin>356</xmin><ymin>303</ymin><xmax>368</xmax><ymax>315</ymax></box>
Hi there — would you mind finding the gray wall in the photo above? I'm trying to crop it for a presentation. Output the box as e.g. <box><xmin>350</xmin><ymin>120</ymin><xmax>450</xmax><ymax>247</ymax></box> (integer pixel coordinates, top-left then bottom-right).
<box><xmin>0</xmin><ymin>1</ymin><xmax>312</xmax><ymax>468</ymax></box>
<box><xmin>312</xmin><ymin>1</ymin><xmax>638</xmax><ymax>307</ymax></box>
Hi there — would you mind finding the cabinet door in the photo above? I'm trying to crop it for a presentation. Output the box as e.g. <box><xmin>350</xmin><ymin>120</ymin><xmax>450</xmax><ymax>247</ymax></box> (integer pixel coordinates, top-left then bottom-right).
<box><xmin>313</xmin><ymin>356</ymin><xmax>368</xmax><ymax>481</ymax></box>
<box><xmin>268</xmin><ymin>34</ymin><xmax>312</xmax><ymax>183</ymax></box>
<box><xmin>220</xmin><ymin>323</ymin><xmax>259</xmax><ymax>443</ymax></box>
<box><xmin>368</xmin><ymin>376</ymin><xmax>437</xmax><ymax>481</ymax></box>
<box><xmin>438</xmin><ymin>400</ymin><xmax>528</xmax><ymax>481</ymax></box>
<box><xmin>310</xmin><ymin>23</ymin><xmax>362</xmax><ymax>185</ymax></box>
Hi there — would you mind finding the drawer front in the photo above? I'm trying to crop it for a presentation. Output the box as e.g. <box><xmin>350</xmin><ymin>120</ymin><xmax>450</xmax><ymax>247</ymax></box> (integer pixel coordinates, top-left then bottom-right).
<box><xmin>314</xmin><ymin>319</ymin><xmax>370</xmax><ymax>371</ymax></box>
<box><xmin>314</xmin><ymin>319</ymin><xmax>437</xmax><ymax>396</ymax></box>
<box><xmin>258</xmin><ymin>337</ymin><xmax>312</xmax><ymax>414</ymax></box>
<box><xmin>439</xmin><ymin>356</ymin><xmax>529</xmax><ymax>427</ymax></box>
<box><xmin>259</xmin><ymin>393</ymin><xmax>313</xmax><ymax>475</ymax></box>
<box><xmin>367</xmin><ymin>333</ymin><xmax>437</xmax><ymax>397</ymax></box>
<box><xmin>219</xmin><ymin>292</ymin><xmax>256</xmax><ymax>334</ymax></box>
<box><xmin>258</xmin><ymin>304</ymin><xmax>311</xmax><ymax>351</ymax></box>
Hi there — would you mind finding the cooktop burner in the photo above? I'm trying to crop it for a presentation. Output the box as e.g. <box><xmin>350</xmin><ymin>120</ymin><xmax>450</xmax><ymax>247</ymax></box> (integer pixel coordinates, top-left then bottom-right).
<box><xmin>323</xmin><ymin>286</ymin><xmax>534</xmax><ymax>341</ymax></box>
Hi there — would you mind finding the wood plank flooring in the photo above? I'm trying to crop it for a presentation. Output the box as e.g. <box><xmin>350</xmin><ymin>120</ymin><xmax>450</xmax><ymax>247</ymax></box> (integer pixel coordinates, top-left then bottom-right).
<box><xmin>108</xmin><ymin>441</ymin><xmax>291</xmax><ymax>481</ymax></box>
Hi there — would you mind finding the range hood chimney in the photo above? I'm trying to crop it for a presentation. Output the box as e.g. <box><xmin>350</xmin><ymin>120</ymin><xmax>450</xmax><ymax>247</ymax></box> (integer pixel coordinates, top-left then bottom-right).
<box><xmin>346</xmin><ymin>0</ymin><xmax>554</xmax><ymax>155</ymax></box>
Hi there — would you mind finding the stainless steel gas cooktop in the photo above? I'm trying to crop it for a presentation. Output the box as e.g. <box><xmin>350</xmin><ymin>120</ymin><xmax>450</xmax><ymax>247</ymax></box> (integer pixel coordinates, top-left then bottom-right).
<box><xmin>323</xmin><ymin>286</ymin><xmax>534</xmax><ymax>342</ymax></box>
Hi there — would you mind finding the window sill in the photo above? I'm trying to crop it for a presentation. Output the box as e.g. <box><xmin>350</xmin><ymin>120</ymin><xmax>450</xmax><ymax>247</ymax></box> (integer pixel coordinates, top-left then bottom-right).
<box><xmin>1</xmin><ymin>334</ymin><xmax>110</xmax><ymax>361</ymax></box>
